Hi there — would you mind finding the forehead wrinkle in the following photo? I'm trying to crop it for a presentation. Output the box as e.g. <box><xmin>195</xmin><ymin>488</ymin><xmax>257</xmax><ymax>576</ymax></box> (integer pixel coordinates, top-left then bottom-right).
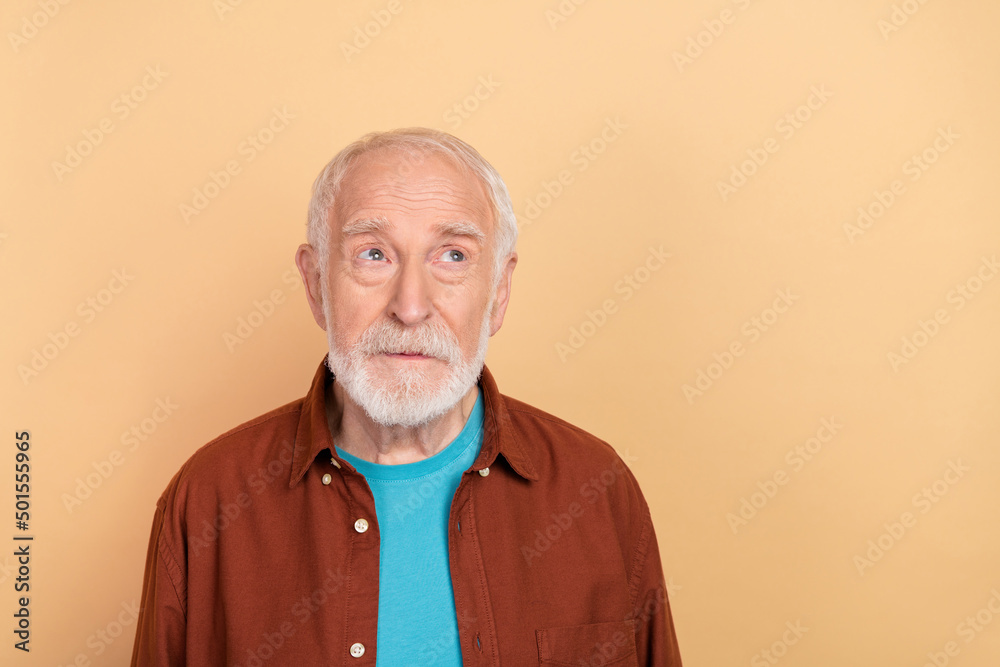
<box><xmin>339</xmin><ymin>216</ymin><xmax>487</xmax><ymax>250</ymax></box>
<box><xmin>336</xmin><ymin>191</ymin><xmax>491</xmax><ymax>231</ymax></box>
<box><xmin>346</xmin><ymin>178</ymin><xmax>487</xmax><ymax>206</ymax></box>
<box><xmin>333</xmin><ymin>153</ymin><xmax>495</xmax><ymax>236</ymax></box>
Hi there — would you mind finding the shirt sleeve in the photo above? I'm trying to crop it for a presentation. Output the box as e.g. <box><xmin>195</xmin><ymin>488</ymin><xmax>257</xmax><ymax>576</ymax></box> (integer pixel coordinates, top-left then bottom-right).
<box><xmin>131</xmin><ymin>498</ymin><xmax>188</xmax><ymax>666</ymax></box>
<box><xmin>629</xmin><ymin>510</ymin><xmax>683</xmax><ymax>666</ymax></box>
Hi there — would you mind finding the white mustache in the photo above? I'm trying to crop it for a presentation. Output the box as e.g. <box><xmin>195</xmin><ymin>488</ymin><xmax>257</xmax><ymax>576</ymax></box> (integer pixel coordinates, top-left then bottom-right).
<box><xmin>356</xmin><ymin>322</ymin><xmax>461</xmax><ymax>364</ymax></box>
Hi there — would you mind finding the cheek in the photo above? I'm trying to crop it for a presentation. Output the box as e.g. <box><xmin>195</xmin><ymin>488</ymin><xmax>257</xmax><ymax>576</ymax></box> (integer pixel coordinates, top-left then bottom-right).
<box><xmin>328</xmin><ymin>291</ymin><xmax>374</xmax><ymax>338</ymax></box>
<box><xmin>455</xmin><ymin>305</ymin><xmax>491</xmax><ymax>347</ymax></box>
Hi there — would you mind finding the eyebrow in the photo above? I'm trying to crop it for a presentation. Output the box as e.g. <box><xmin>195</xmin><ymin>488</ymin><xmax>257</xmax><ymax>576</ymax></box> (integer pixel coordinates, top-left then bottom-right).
<box><xmin>340</xmin><ymin>217</ymin><xmax>486</xmax><ymax>244</ymax></box>
<box><xmin>435</xmin><ymin>219</ymin><xmax>486</xmax><ymax>244</ymax></box>
<box><xmin>340</xmin><ymin>217</ymin><xmax>390</xmax><ymax>237</ymax></box>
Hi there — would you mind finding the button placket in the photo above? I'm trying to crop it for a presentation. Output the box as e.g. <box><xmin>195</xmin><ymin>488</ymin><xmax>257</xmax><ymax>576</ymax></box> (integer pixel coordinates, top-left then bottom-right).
<box><xmin>341</xmin><ymin>467</ymin><xmax>377</xmax><ymax>666</ymax></box>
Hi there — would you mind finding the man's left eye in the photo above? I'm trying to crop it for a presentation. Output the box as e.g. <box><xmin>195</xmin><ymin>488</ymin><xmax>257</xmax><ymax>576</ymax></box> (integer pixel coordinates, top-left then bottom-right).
<box><xmin>441</xmin><ymin>249</ymin><xmax>465</xmax><ymax>262</ymax></box>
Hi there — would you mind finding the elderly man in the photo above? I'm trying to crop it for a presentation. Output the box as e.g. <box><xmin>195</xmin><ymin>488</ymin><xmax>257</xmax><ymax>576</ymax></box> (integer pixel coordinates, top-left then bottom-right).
<box><xmin>131</xmin><ymin>128</ymin><xmax>682</xmax><ymax>666</ymax></box>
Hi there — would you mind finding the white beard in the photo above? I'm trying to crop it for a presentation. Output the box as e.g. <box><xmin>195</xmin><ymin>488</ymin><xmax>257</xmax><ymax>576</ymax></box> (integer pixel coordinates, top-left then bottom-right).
<box><xmin>322</xmin><ymin>283</ymin><xmax>493</xmax><ymax>428</ymax></box>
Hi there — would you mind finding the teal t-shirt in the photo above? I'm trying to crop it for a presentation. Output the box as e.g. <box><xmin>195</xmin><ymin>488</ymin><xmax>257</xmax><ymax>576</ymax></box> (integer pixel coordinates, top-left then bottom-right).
<box><xmin>335</xmin><ymin>390</ymin><xmax>484</xmax><ymax>666</ymax></box>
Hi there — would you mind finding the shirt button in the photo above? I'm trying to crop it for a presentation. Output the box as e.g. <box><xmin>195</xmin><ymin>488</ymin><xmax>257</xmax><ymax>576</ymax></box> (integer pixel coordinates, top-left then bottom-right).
<box><xmin>478</xmin><ymin>467</ymin><xmax>490</xmax><ymax>477</ymax></box>
<box><xmin>350</xmin><ymin>642</ymin><xmax>365</xmax><ymax>657</ymax></box>
<box><xmin>354</xmin><ymin>518</ymin><xmax>369</xmax><ymax>533</ymax></box>
<box><xmin>322</xmin><ymin>473</ymin><xmax>332</xmax><ymax>485</ymax></box>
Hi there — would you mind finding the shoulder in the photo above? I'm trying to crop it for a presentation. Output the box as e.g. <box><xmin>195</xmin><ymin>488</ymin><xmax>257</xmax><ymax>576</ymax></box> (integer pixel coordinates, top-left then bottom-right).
<box><xmin>500</xmin><ymin>394</ymin><xmax>648</xmax><ymax>511</ymax></box>
<box><xmin>503</xmin><ymin>394</ymin><xmax>611</xmax><ymax>447</ymax></box>
<box><xmin>156</xmin><ymin>398</ymin><xmax>303</xmax><ymax>509</ymax></box>
<box><xmin>501</xmin><ymin>394</ymin><xmax>622</xmax><ymax>463</ymax></box>
<box><xmin>497</xmin><ymin>391</ymin><xmax>656</xmax><ymax>573</ymax></box>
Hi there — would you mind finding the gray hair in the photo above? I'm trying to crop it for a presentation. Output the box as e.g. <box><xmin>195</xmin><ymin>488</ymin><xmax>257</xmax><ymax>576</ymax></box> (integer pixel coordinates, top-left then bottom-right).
<box><xmin>306</xmin><ymin>127</ymin><xmax>518</xmax><ymax>288</ymax></box>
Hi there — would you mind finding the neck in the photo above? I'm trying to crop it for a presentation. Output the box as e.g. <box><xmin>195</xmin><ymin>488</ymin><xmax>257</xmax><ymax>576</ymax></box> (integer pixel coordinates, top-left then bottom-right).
<box><xmin>327</xmin><ymin>380</ymin><xmax>479</xmax><ymax>465</ymax></box>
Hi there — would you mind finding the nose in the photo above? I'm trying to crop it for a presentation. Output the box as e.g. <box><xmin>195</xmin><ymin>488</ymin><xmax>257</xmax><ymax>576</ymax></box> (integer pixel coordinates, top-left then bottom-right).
<box><xmin>385</xmin><ymin>254</ymin><xmax>434</xmax><ymax>327</ymax></box>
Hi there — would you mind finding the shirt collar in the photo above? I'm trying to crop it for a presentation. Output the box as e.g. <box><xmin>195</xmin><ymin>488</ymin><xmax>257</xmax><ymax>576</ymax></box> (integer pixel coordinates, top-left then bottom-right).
<box><xmin>289</xmin><ymin>356</ymin><xmax>539</xmax><ymax>488</ymax></box>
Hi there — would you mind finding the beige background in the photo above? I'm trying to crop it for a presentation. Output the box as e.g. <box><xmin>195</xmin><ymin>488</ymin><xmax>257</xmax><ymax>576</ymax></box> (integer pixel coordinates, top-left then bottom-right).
<box><xmin>3</xmin><ymin>0</ymin><xmax>999</xmax><ymax>665</ymax></box>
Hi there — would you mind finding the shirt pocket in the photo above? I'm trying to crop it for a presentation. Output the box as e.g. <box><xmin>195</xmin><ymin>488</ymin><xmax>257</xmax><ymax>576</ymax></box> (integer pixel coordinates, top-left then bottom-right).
<box><xmin>535</xmin><ymin>620</ymin><xmax>638</xmax><ymax>666</ymax></box>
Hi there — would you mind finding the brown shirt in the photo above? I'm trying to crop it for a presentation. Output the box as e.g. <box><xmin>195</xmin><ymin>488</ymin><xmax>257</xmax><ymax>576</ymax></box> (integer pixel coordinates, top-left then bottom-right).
<box><xmin>131</xmin><ymin>357</ymin><xmax>683</xmax><ymax>666</ymax></box>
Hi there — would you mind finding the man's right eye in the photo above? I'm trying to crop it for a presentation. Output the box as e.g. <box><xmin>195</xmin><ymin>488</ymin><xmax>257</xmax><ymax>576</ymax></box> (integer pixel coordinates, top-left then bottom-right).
<box><xmin>357</xmin><ymin>248</ymin><xmax>386</xmax><ymax>261</ymax></box>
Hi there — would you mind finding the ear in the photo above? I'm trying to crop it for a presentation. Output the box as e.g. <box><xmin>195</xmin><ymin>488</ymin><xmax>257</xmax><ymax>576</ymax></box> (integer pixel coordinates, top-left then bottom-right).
<box><xmin>488</xmin><ymin>252</ymin><xmax>517</xmax><ymax>336</ymax></box>
<box><xmin>295</xmin><ymin>243</ymin><xmax>327</xmax><ymax>330</ymax></box>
